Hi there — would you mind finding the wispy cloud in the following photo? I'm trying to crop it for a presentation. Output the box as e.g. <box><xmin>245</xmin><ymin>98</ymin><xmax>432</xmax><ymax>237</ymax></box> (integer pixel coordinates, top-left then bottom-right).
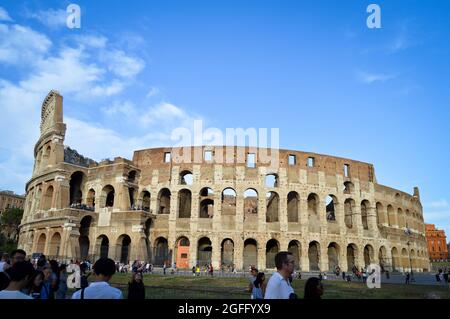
<box><xmin>357</xmin><ymin>70</ymin><xmax>397</xmax><ymax>84</ymax></box>
<box><xmin>26</xmin><ymin>8</ymin><xmax>67</xmax><ymax>29</ymax></box>
<box><xmin>423</xmin><ymin>199</ymin><xmax>450</xmax><ymax>239</ymax></box>
<box><xmin>146</xmin><ymin>86</ymin><xmax>160</xmax><ymax>98</ymax></box>
<box><xmin>0</xmin><ymin>7</ymin><xmax>13</xmax><ymax>22</ymax></box>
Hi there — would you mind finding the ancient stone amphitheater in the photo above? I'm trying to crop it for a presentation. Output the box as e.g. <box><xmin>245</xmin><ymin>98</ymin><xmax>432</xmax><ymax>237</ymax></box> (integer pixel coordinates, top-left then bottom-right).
<box><xmin>18</xmin><ymin>91</ymin><xmax>430</xmax><ymax>272</ymax></box>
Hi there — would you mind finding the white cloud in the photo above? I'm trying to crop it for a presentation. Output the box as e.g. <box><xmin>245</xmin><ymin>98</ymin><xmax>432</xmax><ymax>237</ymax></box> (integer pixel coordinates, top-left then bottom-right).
<box><xmin>74</xmin><ymin>35</ymin><xmax>108</xmax><ymax>48</ymax></box>
<box><xmin>102</xmin><ymin>50</ymin><xmax>145</xmax><ymax>78</ymax></box>
<box><xmin>146</xmin><ymin>86</ymin><xmax>160</xmax><ymax>97</ymax></box>
<box><xmin>357</xmin><ymin>71</ymin><xmax>397</xmax><ymax>84</ymax></box>
<box><xmin>90</xmin><ymin>80</ymin><xmax>124</xmax><ymax>97</ymax></box>
<box><xmin>0</xmin><ymin>23</ymin><xmax>52</xmax><ymax>65</ymax></box>
<box><xmin>0</xmin><ymin>7</ymin><xmax>13</xmax><ymax>22</ymax></box>
<box><xmin>28</xmin><ymin>8</ymin><xmax>67</xmax><ymax>29</ymax></box>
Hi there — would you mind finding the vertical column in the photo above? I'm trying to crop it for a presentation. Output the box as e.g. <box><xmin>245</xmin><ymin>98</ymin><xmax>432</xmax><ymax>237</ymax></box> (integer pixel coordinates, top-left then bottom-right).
<box><xmin>213</xmin><ymin>192</ymin><xmax>222</xmax><ymax>231</ymax></box>
<box><xmin>211</xmin><ymin>237</ymin><xmax>221</xmax><ymax>270</ymax></box>
<box><xmin>300</xmin><ymin>243</ymin><xmax>309</xmax><ymax>272</ymax></box>
<box><xmin>43</xmin><ymin>227</ymin><xmax>51</xmax><ymax>255</ymax></box>
<box><xmin>235</xmin><ymin>193</ymin><xmax>244</xmax><ymax>232</ymax></box>
<box><xmin>320</xmin><ymin>244</ymin><xmax>329</xmax><ymax>272</ymax></box>
<box><xmin>234</xmin><ymin>239</ymin><xmax>243</xmax><ymax>270</ymax></box>
<box><xmin>257</xmin><ymin>244</ymin><xmax>266</xmax><ymax>271</ymax></box>
<box><xmin>189</xmin><ymin>237</ymin><xmax>198</xmax><ymax>268</ymax></box>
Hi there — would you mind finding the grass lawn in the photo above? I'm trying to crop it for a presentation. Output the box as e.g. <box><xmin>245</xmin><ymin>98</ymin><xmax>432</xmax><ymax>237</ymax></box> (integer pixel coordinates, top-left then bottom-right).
<box><xmin>65</xmin><ymin>273</ymin><xmax>450</xmax><ymax>299</ymax></box>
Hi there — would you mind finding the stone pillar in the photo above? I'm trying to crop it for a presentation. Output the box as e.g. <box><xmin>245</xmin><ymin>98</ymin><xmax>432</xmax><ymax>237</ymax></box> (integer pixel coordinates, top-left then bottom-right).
<box><xmin>211</xmin><ymin>236</ymin><xmax>221</xmax><ymax>269</ymax></box>
<box><xmin>279</xmin><ymin>189</ymin><xmax>288</xmax><ymax>232</ymax></box>
<box><xmin>299</xmin><ymin>191</ymin><xmax>308</xmax><ymax>234</ymax></box>
<box><xmin>212</xmin><ymin>192</ymin><xmax>222</xmax><ymax>231</ymax></box>
<box><xmin>189</xmin><ymin>237</ymin><xmax>198</xmax><ymax>268</ymax></box>
<box><xmin>234</xmin><ymin>238</ymin><xmax>243</xmax><ymax>270</ymax></box>
<box><xmin>235</xmin><ymin>194</ymin><xmax>244</xmax><ymax>232</ymax></box>
<box><xmin>257</xmin><ymin>191</ymin><xmax>266</xmax><ymax>233</ymax></box>
<box><xmin>340</xmin><ymin>247</ymin><xmax>348</xmax><ymax>272</ymax></box>
<box><xmin>43</xmin><ymin>227</ymin><xmax>51</xmax><ymax>255</ymax></box>
<box><xmin>257</xmin><ymin>244</ymin><xmax>266</xmax><ymax>271</ymax></box>
<box><xmin>300</xmin><ymin>243</ymin><xmax>309</xmax><ymax>272</ymax></box>
<box><xmin>319</xmin><ymin>243</ymin><xmax>328</xmax><ymax>272</ymax></box>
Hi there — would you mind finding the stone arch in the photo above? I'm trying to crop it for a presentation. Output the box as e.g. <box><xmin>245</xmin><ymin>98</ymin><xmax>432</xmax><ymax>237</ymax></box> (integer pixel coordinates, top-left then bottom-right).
<box><xmin>49</xmin><ymin>232</ymin><xmax>61</xmax><ymax>257</ymax></box>
<box><xmin>363</xmin><ymin>244</ymin><xmax>374</xmax><ymax>267</ymax></box>
<box><xmin>42</xmin><ymin>144</ymin><xmax>51</xmax><ymax>169</ymax></box>
<box><xmin>157</xmin><ymin>188</ymin><xmax>171</xmax><ymax>214</ymax></box>
<box><xmin>116</xmin><ymin>234</ymin><xmax>131</xmax><ymax>264</ymax></box>
<box><xmin>401</xmin><ymin>248</ymin><xmax>409</xmax><ymax>270</ymax></box>
<box><xmin>266</xmin><ymin>191</ymin><xmax>279</xmax><ymax>222</ymax></box>
<box><xmin>175</xmin><ymin>236</ymin><xmax>190</xmax><ymax>269</ymax></box>
<box><xmin>197</xmin><ymin>237</ymin><xmax>212</xmax><ymax>266</ymax></box>
<box><xmin>361</xmin><ymin>200</ymin><xmax>370</xmax><ymax>230</ymax></box>
<box><xmin>244</xmin><ymin>189</ymin><xmax>258</xmax><ymax>215</ymax></box>
<box><xmin>79</xmin><ymin>215</ymin><xmax>93</xmax><ymax>259</ymax></box>
<box><xmin>347</xmin><ymin>243</ymin><xmax>358</xmax><ymax>271</ymax></box>
<box><xmin>221</xmin><ymin>188</ymin><xmax>236</xmax><ymax>216</ymax></box>
<box><xmin>326</xmin><ymin>195</ymin><xmax>337</xmax><ymax>221</ymax></box>
<box><xmin>397</xmin><ymin>208</ymin><xmax>405</xmax><ymax>228</ymax></box>
<box><xmin>391</xmin><ymin>247</ymin><xmax>399</xmax><ymax>271</ymax></box>
<box><xmin>102</xmin><ymin>185</ymin><xmax>115</xmax><ymax>208</ymax></box>
<box><xmin>43</xmin><ymin>185</ymin><xmax>54</xmax><ymax>210</ymax></box>
<box><xmin>265</xmin><ymin>173</ymin><xmax>279</xmax><ymax>187</ymax></box>
<box><xmin>288</xmin><ymin>240</ymin><xmax>301</xmax><ymax>270</ymax></box>
<box><xmin>69</xmin><ymin>171</ymin><xmax>85</xmax><ymax>205</ymax></box>
<box><xmin>376</xmin><ymin>202</ymin><xmax>385</xmax><ymax>225</ymax></box>
<box><xmin>243</xmin><ymin>238</ymin><xmax>258</xmax><ymax>269</ymax></box>
<box><xmin>221</xmin><ymin>238</ymin><xmax>234</xmax><ymax>268</ymax></box>
<box><xmin>154</xmin><ymin>237</ymin><xmax>169</xmax><ymax>266</ymax></box>
<box><xmin>266</xmin><ymin>239</ymin><xmax>279</xmax><ymax>268</ymax></box>
<box><xmin>308</xmin><ymin>241</ymin><xmax>320</xmax><ymax>271</ymax></box>
<box><xmin>87</xmin><ymin>188</ymin><xmax>96</xmax><ymax>208</ymax></box>
<box><xmin>327</xmin><ymin>242</ymin><xmax>340</xmax><ymax>271</ymax></box>
<box><xmin>140</xmin><ymin>190</ymin><xmax>151</xmax><ymax>211</ymax></box>
<box><xmin>378</xmin><ymin>246</ymin><xmax>388</xmax><ymax>270</ymax></box>
<box><xmin>180</xmin><ymin>170</ymin><xmax>193</xmax><ymax>185</ymax></box>
<box><xmin>96</xmin><ymin>235</ymin><xmax>109</xmax><ymax>259</ymax></box>
<box><xmin>387</xmin><ymin>205</ymin><xmax>395</xmax><ymax>226</ymax></box>
<box><xmin>344</xmin><ymin>198</ymin><xmax>355</xmax><ymax>228</ymax></box>
<box><xmin>178</xmin><ymin>189</ymin><xmax>192</xmax><ymax>218</ymax></box>
<box><xmin>127</xmin><ymin>170</ymin><xmax>137</xmax><ymax>183</ymax></box>
<box><xmin>287</xmin><ymin>192</ymin><xmax>299</xmax><ymax>222</ymax></box>
<box><xmin>307</xmin><ymin>193</ymin><xmax>319</xmax><ymax>215</ymax></box>
<box><xmin>199</xmin><ymin>187</ymin><xmax>214</xmax><ymax>218</ymax></box>
<box><xmin>36</xmin><ymin>233</ymin><xmax>46</xmax><ymax>254</ymax></box>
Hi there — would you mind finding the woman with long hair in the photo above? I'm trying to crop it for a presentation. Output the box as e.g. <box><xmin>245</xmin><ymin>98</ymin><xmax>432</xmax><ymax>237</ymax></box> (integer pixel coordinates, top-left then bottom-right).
<box><xmin>304</xmin><ymin>277</ymin><xmax>324</xmax><ymax>299</ymax></box>
<box><xmin>127</xmin><ymin>272</ymin><xmax>145</xmax><ymax>299</ymax></box>
<box><xmin>252</xmin><ymin>272</ymin><xmax>266</xmax><ymax>300</ymax></box>
<box><xmin>27</xmin><ymin>271</ymin><xmax>44</xmax><ymax>299</ymax></box>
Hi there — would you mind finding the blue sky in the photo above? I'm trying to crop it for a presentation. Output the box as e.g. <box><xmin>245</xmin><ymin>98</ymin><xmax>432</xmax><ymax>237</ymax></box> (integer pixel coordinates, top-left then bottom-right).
<box><xmin>0</xmin><ymin>0</ymin><xmax>449</xmax><ymax>237</ymax></box>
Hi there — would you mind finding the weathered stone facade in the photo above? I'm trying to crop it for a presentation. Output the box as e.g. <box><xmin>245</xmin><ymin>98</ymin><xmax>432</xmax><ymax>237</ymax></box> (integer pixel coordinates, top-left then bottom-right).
<box><xmin>18</xmin><ymin>90</ymin><xmax>430</xmax><ymax>272</ymax></box>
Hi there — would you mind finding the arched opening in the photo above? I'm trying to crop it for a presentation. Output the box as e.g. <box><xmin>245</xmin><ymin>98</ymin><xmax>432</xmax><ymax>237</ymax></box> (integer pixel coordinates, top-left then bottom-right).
<box><xmin>197</xmin><ymin>237</ymin><xmax>212</xmax><ymax>266</ymax></box>
<box><xmin>102</xmin><ymin>185</ymin><xmax>115</xmax><ymax>208</ymax></box>
<box><xmin>175</xmin><ymin>237</ymin><xmax>190</xmax><ymax>269</ymax></box>
<box><xmin>326</xmin><ymin>195</ymin><xmax>337</xmax><ymax>221</ymax></box>
<box><xmin>141</xmin><ymin>190</ymin><xmax>151</xmax><ymax>211</ymax></box>
<box><xmin>376</xmin><ymin>202</ymin><xmax>384</xmax><ymax>226</ymax></box>
<box><xmin>144</xmin><ymin>218</ymin><xmax>153</xmax><ymax>260</ymax></box>
<box><xmin>397</xmin><ymin>208</ymin><xmax>405</xmax><ymax>228</ymax></box>
<box><xmin>79</xmin><ymin>216</ymin><xmax>92</xmax><ymax>259</ymax></box>
<box><xmin>42</xmin><ymin>145</ymin><xmax>51</xmax><ymax>169</ymax></box>
<box><xmin>307</xmin><ymin>193</ymin><xmax>318</xmax><ymax>215</ymax></box>
<box><xmin>157</xmin><ymin>188</ymin><xmax>171</xmax><ymax>214</ymax></box>
<box><xmin>69</xmin><ymin>171</ymin><xmax>84</xmax><ymax>205</ymax></box>
<box><xmin>243</xmin><ymin>239</ymin><xmax>258</xmax><ymax>269</ymax></box>
<box><xmin>199</xmin><ymin>188</ymin><xmax>214</xmax><ymax>218</ymax></box>
<box><xmin>287</xmin><ymin>192</ymin><xmax>299</xmax><ymax>222</ymax></box>
<box><xmin>49</xmin><ymin>232</ymin><xmax>61</xmax><ymax>257</ymax></box>
<box><xmin>265</xmin><ymin>239</ymin><xmax>279</xmax><ymax>268</ymax></box>
<box><xmin>43</xmin><ymin>186</ymin><xmax>54</xmax><ymax>210</ymax></box>
<box><xmin>154</xmin><ymin>237</ymin><xmax>169</xmax><ymax>267</ymax></box>
<box><xmin>117</xmin><ymin>235</ymin><xmax>131</xmax><ymax>264</ymax></box>
<box><xmin>244</xmin><ymin>189</ymin><xmax>258</xmax><ymax>215</ymax></box>
<box><xmin>87</xmin><ymin>189</ymin><xmax>96</xmax><ymax>208</ymax></box>
<box><xmin>35</xmin><ymin>150</ymin><xmax>42</xmax><ymax>173</ymax></box>
<box><xmin>378</xmin><ymin>246</ymin><xmax>388</xmax><ymax>271</ymax></box>
<box><xmin>361</xmin><ymin>200</ymin><xmax>370</xmax><ymax>230</ymax></box>
<box><xmin>128</xmin><ymin>187</ymin><xmax>136</xmax><ymax>208</ymax></box>
<box><xmin>288</xmin><ymin>240</ymin><xmax>301</xmax><ymax>270</ymax></box>
<box><xmin>265</xmin><ymin>173</ymin><xmax>279</xmax><ymax>187</ymax></box>
<box><xmin>178</xmin><ymin>189</ymin><xmax>192</xmax><ymax>218</ymax></box>
<box><xmin>401</xmin><ymin>248</ymin><xmax>408</xmax><ymax>270</ymax></box>
<box><xmin>221</xmin><ymin>239</ymin><xmax>234</xmax><ymax>269</ymax></box>
<box><xmin>344</xmin><ymin>198</ymin><xmax>355</xmax><ymax>228</ymax></box>
<box><xmin>343</xmin><ymin>181</ymin><xmax>354</xmax><ymax>194</ymax></box>
<box><xmin>266</xmin><ymin>191</ymin><xmax>279</xmax><ymax>222</ymax></box>
<box><xmin>308</xmin><ymin>241</ymin><xmax>320</xmax><ymax>271</ymax></box>
<box><xmin>36</xmin><ymin>233</ymin><xmax>46</xmax><ymax>254</ymax></box>
<box><xmin>180</xmin><ymin>171</ymin><xmax>193</xmax><ymax>185</ymax></box>
<box><xmin>387</xmin><ymin>205</ymin><xmax>395</xmax><ymax>226</ymax></box>
<box><xmin>347</xmin><ymin>244</ymin><xmax>358</xmax><ymax>271</ymax></box>
<box><xmin>364</xmin><ymin>244</ymin><xmax>374</xmax><ymax>267</ymax></box>
<box><xmin>221</xmin><ymin>188</ymin><xmax>236</xmax><ymax>216</ymax></box>
<box><xmin>327</xmin><ymin>242</ymin><xmax>340</xmax><ymax>271</ymax></box>
<box><xmin>97</xmin><ymin>235</ymin><xmax>109</xmax><ymax>259</ymax></box>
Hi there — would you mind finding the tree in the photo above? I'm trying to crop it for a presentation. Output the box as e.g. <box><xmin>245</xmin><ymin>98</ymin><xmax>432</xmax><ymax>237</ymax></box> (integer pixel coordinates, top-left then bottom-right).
<box><xmin>0</xmin><ymin>207</ymin><xmax>24</xmax><ymax>242</ymax></box>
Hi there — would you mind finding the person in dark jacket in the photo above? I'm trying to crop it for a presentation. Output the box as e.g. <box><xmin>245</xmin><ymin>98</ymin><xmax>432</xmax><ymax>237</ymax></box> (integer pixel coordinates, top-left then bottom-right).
<box><xmin>127</xmin><ymin>272</ymin><xmax>145</xmax><ymax>299</ymax></box>
<box><xmin>304</xmin><ymin>277</ymin><xmax>324</xmax><ymax>299</ymax></box>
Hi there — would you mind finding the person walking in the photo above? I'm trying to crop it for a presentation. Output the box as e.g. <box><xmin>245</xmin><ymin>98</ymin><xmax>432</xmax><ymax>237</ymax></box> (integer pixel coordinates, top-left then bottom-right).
<box><xmin>127</xmin><ymin>272</ymin><xmax>145</xmax><ymax>299</ymax></box>
<box><xmin>252</xmin><ymin>272</ymin><xmax>266</xmax><ymax>300</ymax></box>
<box><xmin>247</xmin><ymin>267</ymin><xmax>258</xmax><ymax>299</ymax></box>
<box><xmin>405</xmin><ymin>272</ymin><xmax>410</xmax><ymax>285</ymax></box>
<box><xmin>56</xmin><ymin>264</ymin><xmax>68</xmax><ymax>299</ymax></box>
<box><xmin>71</xmin><ymin>258</ymin><xmax>123</xmax><ymax>299</ymax></box>
<box><xmin>264</xmin><ymin>252</ymin><xmax>295</xmax><ymax>299</ymax></box>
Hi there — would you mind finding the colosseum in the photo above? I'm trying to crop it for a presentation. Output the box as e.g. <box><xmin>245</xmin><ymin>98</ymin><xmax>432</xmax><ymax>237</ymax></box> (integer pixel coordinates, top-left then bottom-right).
<box><xmin>18</xmin><ymin>90</ymin><xmax>430</xmax><ymax>273</ymax></box>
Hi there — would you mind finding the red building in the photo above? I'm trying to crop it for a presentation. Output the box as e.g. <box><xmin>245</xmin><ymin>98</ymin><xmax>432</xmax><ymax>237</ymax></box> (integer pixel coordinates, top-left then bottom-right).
<box><xmin>425</xmin><ymin>224</ymin><xmax>449</xmax><ymax>261</ymax></box>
